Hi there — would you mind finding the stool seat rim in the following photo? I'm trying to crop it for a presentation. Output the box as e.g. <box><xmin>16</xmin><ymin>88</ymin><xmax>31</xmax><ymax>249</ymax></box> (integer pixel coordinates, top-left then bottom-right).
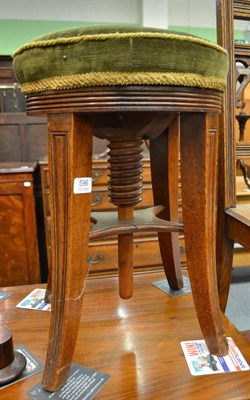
<box><xmin>24</xmin><ymin>85</ymin><xmax>223</xmax><ymax>115</ymax></box>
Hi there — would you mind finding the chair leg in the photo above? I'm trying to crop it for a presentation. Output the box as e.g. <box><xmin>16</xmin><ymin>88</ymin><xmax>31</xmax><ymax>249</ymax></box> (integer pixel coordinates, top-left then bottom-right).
<box><xmin>42</xmin><ymin>113</ymin><xmax>93</xmax><ymax>392</ymax></box>
<box><xmin>180</xmin><ymin>112</ymin><xmax>228</xmax><ymax>356</ymax></box>
<box><xmin>216</xmin><ymin>125</ymin><xmax>235</xmax><ymax>312</ymax></box>
<box><xmin>150</xmin><ymin>115</ymin><xmax>183</xmax><ymax>290</ymax></box>
<box><xmin>216</xmin><ymin>229</ymin><xmax>234</xmax><ymax>312</ymax></box>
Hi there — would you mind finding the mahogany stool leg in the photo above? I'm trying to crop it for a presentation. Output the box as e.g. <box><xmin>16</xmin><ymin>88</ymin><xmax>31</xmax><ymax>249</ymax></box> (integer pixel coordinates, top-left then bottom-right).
<box><xmin>118</xmin><ymin>206</ymin><xmax>134</xmax><ymax>299</ymax></box>
<box><xmin>150</xmin><ymin>115</ymin><xmax>183</xmax><ymax>290</ymax></box>
<box><xmin>180</xmin><ymin>112</ymin><xmax>228</xmax><ymax>355</ymax></box>
<box><xmin>42</xmin><ymin>113</ymin><xmax>93</xmax><ymax>392</ymax></box>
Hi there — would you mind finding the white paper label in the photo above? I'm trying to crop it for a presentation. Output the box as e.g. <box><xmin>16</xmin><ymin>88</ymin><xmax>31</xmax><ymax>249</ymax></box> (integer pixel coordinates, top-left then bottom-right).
<box><xmin>73</xmin><ymin>177</ymin><xmax>92</xmax><ymax>194</ymax></box>
<box><xmin>181</xmin><ymin>337</ymin><xmax>250</xmax><ymax>376</ymax></box>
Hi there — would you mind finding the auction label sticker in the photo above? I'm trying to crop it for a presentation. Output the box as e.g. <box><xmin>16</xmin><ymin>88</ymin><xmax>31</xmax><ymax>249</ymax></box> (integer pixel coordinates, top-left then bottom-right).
<box><xmin>73</xmin><ymin>177</ymin><xmax>92</xmax><ymax>194</ymax></box>
<box><xmin>181</xmin><ymin>337</ymin><xmax>250</xmax><ymax>376</ymax></box>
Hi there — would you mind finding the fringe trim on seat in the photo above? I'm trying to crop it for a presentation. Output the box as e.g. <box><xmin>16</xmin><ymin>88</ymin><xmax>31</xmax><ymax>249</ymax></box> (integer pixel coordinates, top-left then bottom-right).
<box><xmin>20</xmin><ymin>71</ymin><xmax>227</xmax><ymax>94</ymax></box>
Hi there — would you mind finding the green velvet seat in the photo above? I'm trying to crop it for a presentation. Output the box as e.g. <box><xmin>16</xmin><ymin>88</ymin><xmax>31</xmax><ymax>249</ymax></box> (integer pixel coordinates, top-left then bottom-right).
<box><xmin>13</xmin><ymin>25</ymin><xmax>228</xmax><ymax>94</ymax></box>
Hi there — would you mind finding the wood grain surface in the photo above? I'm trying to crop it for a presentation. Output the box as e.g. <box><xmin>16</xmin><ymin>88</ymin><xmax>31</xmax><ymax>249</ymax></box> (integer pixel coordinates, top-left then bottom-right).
<box><xmin>0</xmin><ymin>271</ymin><xmax>249</xmax><ymax>399</ymax></box>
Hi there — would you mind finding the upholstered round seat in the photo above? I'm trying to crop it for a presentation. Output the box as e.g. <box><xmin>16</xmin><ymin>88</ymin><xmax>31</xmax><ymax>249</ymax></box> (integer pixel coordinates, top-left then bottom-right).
<box><xmin>13</xmin><ymin>25</ymin><xmax>228</xmax><ymax>94</ymax></box>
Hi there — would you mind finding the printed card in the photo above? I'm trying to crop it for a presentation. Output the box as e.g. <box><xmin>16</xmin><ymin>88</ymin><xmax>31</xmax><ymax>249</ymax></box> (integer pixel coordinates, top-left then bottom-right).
<box><xmin>28</xmin><ymin>364</ymin><xmax>110</xmax><ymax>400</ymax></box>
<box><xmin>152</xmin><ymin>275</ymin><xmax>191</xmax><ymax>297</ymax></box>
<box><xmin>0</xmin><ymin>291</ymin><xmax>12</xmax><ymax>302</ymax></box>
<box><xmin>181</xmin><ymin>337</ymin><xmax>249</xmax><ymax>375</ymax></box>
<box><xmin>16</xmin><ymin>288</ymin><xmax>51</xmax><ymax>311</ymax></box>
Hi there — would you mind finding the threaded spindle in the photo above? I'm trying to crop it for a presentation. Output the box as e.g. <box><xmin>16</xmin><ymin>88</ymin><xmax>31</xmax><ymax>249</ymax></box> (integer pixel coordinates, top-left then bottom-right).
<box><xmin>108</xmin><ymin>138</ymin><xmax>144</xmax><ymax>206</ymax></box>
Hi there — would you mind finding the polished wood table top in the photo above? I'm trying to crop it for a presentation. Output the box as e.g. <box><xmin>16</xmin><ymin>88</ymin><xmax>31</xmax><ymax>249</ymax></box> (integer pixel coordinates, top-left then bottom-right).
<box><xmin>0</xmin><ymin>271</ymin><xmax>249</xmax><ymax>399</ymax></box>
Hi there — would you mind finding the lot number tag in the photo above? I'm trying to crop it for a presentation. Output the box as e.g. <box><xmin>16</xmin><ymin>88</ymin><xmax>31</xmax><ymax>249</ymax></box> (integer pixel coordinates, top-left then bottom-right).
<box><xmin>73</xmin><ymin>177</ymin><xmax>92</xmax><ymax>194</ymax></box>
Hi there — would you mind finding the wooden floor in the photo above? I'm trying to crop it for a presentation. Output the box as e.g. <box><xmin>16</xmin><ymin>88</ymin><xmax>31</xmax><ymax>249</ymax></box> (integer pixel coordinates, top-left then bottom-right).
<box><xmin>0</xmin><ymin>271</ymin><xmax>250</xmax><ymax>399</ymax></box>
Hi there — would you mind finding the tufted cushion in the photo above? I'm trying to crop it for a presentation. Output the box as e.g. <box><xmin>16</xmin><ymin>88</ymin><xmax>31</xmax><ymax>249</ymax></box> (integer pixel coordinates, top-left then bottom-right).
<box><xmin>12</xmin><ymin>25</ymin><xmax>228</xmax><ymax>94</ymax></box>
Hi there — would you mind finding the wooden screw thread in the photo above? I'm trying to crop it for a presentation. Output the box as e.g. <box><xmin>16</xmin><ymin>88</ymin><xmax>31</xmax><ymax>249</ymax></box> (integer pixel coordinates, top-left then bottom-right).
<box><xmin>107</xmin><ymin>137</ymin><xmax>144</xmax><ymax>299</ymax></box>
<box><xmin>107</xmin><ymin>138</ymin><xmax>143</xmax><ymax>206</ymax></box>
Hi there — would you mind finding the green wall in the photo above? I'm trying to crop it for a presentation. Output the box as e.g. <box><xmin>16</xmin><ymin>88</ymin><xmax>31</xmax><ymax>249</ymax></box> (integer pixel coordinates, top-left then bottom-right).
<box><xmin>169</xmin><ymin>25</ymin><xmax>245</xmax><ymax>44</ymax></box>
<box><xmin>1</xmin><ymin>19</ymin><xmax>96</xmax><ymax>55</ymax></box>
<box><xmin>0</xmin><ymin>19</ymin><xmax>245</xmax><ymax>56</ymax></box>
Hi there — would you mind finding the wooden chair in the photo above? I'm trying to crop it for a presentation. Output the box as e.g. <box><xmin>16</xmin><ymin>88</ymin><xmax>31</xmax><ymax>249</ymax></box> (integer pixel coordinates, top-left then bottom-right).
<box><xmin>237</xmin><ymin>159</ymin><xmax>250</xmax><ymax>188</ymax></box>
<box><xmin>216</xmin><ymin>0</ymin><xmax>250</xmax><ymax>312</ymax></box>
<box><xmin>13</xmin><ymin>26</ymin><xmax>229</xmax><ymax>391</ymax></box>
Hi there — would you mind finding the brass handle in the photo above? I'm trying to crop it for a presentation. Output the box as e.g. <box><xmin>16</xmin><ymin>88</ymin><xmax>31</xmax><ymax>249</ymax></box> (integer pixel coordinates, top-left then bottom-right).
<box><xmin>92</xmin><ymin>171</ymin><xmax>101</xmax><ymax>183</ymax></box>
<box><xmin>91</xmin><ymin>195</ymin><xmax>102</xmax><ymax>207</ymax></box>
<box><xmin>87</xmin><ymin>254</ymin><xmax>104</xmax><ymax>265</ymax></box>
<box><xmin>180</xmin><ymin>245</ymin><xmax>186</xmax><ymax>253</ymax></box>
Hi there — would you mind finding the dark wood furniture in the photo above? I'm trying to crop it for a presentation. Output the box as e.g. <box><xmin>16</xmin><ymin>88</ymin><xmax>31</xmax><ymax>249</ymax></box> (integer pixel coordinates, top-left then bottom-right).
<box><xmin>0</xmin><ymin>326</ymin><xmax>27</xmax><ymax>385</ymax></box>
<box><xmin>0</xmin><ymin>114</ymin><xmax>50</xmax><ymax>284</ymax></box>
<box><xmin>0</xmin><ymin>113</ymin><xmax>48</xmax><ymax>162</ymax></box>
<box><xmin>0</xmin><ymin>56</ymin><xmax>17</xmax><ymax>86</ymax></box>
<box><xmin>0</xmin><ymin>272</ymin><xmax>250</xmax><ymax>400</ymax></box>
<box><xmin>0</xmin><ymin>55</ymin><xmax>26</xmax><ymax>113</ymax></box>
<box><xmin>216</xmin><ymin>0</ymin><xmax>250</xmax><ymax>312</ymax></box>
<box><xmin>236</xmin><ymin>112</ymin><xmax>250</xmax><ymax>142</ymax></box>
<box><xmin>237</xmin><ymin>159</ymin><xmax>250</xmax><ymax>188</ymax></box>
<box><xmin>0</xmin><ymin>162</ymin><xmax>41</xmax><ymax>286</ymax></box>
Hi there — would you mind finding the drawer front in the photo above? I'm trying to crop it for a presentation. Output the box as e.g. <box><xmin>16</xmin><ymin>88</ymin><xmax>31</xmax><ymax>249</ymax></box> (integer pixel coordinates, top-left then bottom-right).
<box><xmin>41</xmin><ymin>161</ymin><xmax>109</xmax><ymax>187</ymax></box>
<box><xmin>87</xmin><ymin>238</ymin><xmax>161</xmax><ymax>275</ymax></box>
<box><xmin>87</xmin><ymin>235</ymin><xmax>187</xmax><ymax>276</ymax></box>
<box><xmin>142</xmin><ymin>161</ymin><xmax>151</xmax><ymax>183</ymax></box>
<box><xmin>43</xmin><ymin>224</ymin><xmax>187</xmax><ymax>277</ymax></box>
<box><xmin>92</xmin><ymin>168</ymin><xmax>108</xmax><ymax>185</ymax></box>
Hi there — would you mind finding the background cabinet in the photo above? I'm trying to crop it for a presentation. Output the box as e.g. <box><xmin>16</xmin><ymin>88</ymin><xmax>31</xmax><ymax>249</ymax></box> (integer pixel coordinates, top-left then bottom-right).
<box><xmin>0</xmin><ymin>162</ymin><xmax>41</xmax><ymax>285</ymax></box>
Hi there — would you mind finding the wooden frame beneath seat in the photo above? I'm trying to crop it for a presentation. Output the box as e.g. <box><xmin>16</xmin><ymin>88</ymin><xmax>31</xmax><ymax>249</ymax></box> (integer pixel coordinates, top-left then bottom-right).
<box><xmin>23</xmin><ymin>86</ymin><xmax>229</xmax><ymax>391</ymax></box>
